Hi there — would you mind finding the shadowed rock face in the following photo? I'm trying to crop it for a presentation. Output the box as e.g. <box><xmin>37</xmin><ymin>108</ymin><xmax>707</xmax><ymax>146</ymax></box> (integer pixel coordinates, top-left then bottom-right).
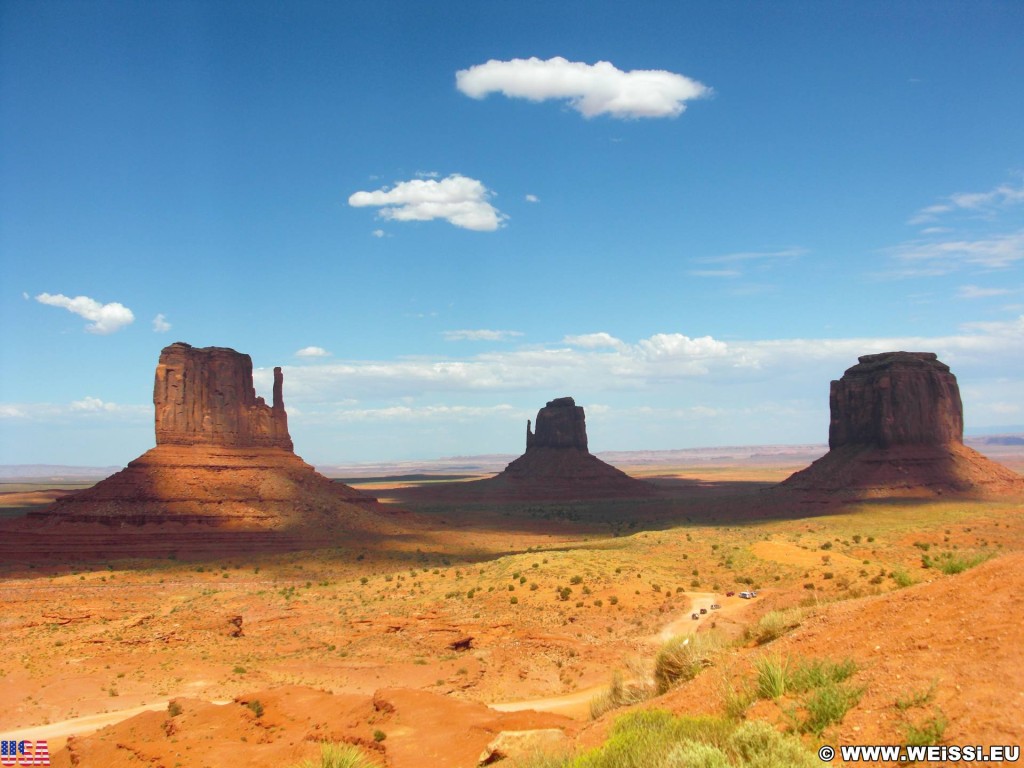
<box><xmin>828</xmin><ymin>351</ymin><xmax>963</xmax><ymax>450</ymax></box>
<box><xmin>526</xmin><ymin>397</ymin><xmax>588</xmax><ymax>452</ymax></box>
<box><xmin>154</xmin><ymin>342</ymin><xmax>292</xmax><ymax>450</ymax></box>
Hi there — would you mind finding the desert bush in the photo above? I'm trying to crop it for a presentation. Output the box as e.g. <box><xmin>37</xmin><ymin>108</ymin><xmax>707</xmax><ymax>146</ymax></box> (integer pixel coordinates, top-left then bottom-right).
<box><xmin>589</xmin><ymin>670</ymin><xmax>653</xmax><ymax>719</ymax></box>
<box><xmin>290</xmin><ymin>742</ymin><xmax>378</xmax><ymax>768</ymax></box>
<box><xmin>653</xmin><ymin>632</ymin><xmax>722</xmax><ymax>694</ymax></box>
<box><xmin>903</xmin><ymin>711</ymin><xmax>948</xmax><ymax>746</ymax></box>
<box><xmin>754</xmin><ymin>655</ymin><xmax>788</xmax><ymax>700</ymax></box>
<box><xmin>795</xmin><ymin>680</ymin><xmax>863</xmax><ymax>735</ymax></box>
<box><xmin>746</xmin><ymin>607</ymin><xmax>804</xmax><ymax>645</ymax></box>
<box><xmin>787</xmin><ymin>657</ymin><xmax>856</xmax><ymax>693</ymax></box>
<box><xmin>727</xmin><ymin>720</ymin><xmax>818</xmax><ymax>767</ymax></box>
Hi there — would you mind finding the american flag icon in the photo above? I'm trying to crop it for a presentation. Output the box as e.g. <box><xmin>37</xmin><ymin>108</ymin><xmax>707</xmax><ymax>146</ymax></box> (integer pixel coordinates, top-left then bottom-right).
<box><xmin>0</xmin><ymin>740</ymin><xmax>50</xmax><ymax>766</ymax></box>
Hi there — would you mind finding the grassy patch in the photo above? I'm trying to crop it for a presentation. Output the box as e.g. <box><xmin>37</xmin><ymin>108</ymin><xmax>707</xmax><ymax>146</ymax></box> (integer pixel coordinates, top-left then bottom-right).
<box><xmin>653</xmin><ymin>632</ymin><xmax>723</xmax><ymax>694</ymax></box>
<box><xmin>589</xmin><ymin>670</ymin><xmax>654</xmax><ymax>719</ymax></box>
<box><xmin>904</xmin><ymin>711</ymin><xmax>948</xmax><ymax>747</ymax></box>
<box><xmin>290</xmin><ymin>743</ymin><xmax>378</xmax><ymax>768</ymax></box>
<box><xmin>754</xmin><ymin>655</ymin><xmax>788</xmax><ymax>700</ymax></box>
<box><xmin>518</xmin><ymin>711</ymin><xmax>817</xmax><ymax>768</ymax></box>
<box><xmin>745</xmin><ymin>607</ymin><xmax>806</xmax><ymax>645</ymax></box>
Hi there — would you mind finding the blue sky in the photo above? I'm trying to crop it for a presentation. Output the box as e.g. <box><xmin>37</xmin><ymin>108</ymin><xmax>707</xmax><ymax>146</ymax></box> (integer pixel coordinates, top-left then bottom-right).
<box><xmin>2</xmin><ymin>1</ymin><xmax>1023</xmax><ymax>466</ymax></box>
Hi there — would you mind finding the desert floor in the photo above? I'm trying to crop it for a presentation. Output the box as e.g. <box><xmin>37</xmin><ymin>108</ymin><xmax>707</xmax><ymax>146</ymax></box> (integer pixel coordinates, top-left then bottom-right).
<box><xmin>1</xmin><ymin>455</ymin><xmax>1022</xmax><ymax>767</ymax></box>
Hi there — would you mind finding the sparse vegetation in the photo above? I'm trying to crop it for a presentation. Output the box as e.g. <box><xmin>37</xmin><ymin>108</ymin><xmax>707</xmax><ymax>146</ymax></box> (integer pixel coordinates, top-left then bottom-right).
<box><xmin>289</xmin><ymin>743</ymin><xmax>378</xmax><ymax>768</ymax></box>
<box><xmin>653</xmin><ymin>632</ymin><xmax>723</xmax><ymax>694</ymax></box>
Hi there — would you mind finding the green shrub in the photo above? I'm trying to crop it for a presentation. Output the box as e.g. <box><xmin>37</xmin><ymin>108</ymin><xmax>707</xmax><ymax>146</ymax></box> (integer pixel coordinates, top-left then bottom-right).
<box><xmin>754</xmin><ymin>655</ymin><xmax>788</xmax><ymax>700</ymax></box>
<box><xmin>796</xmin><ymin>680</ymin><xmax>862</xmax><ymax>735</ymax></box>
<box><xmin>747</xmin><ymin>608</ymin><xmax>804</xmax><ymax>645</ymax></box>
<box><xmin>245</xmin><ymin>699</ymin><xmax>264</xmax><ymax>718</ymax></box>
<box><xmin>653</xmin><ymin>633</ymin><xmax>721</xmax><ymax>694</ymax></box>
<box><xmin>728</xmin><ymin>720</ymin><xmax>818</xmax><ymax>767</ymax></box>
<box><xmin>904</xmin><ymin>711</ymin><xmax>947</xmax><ymax>746</ymax></box>
<box><xmin>290</xmin><ymin>742</ymin><xmax>378</xmax><ymax>768</ymax></box>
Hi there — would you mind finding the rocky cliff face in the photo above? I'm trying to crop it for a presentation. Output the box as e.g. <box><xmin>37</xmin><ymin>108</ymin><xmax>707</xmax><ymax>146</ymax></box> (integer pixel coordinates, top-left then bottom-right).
<box><xmin>154</xmin><ymin>342</ymin><xmax>292</xmax><ymax>451</ymax></box>
<box><xmin>828</xmin><ymin>352</ymin><xmax>963</xmax><ymax>450</ymax></box>
<box><xmin>526</xmin><ymin>397</ymin><xmax>589</xmax><ymax>452</ymax></box>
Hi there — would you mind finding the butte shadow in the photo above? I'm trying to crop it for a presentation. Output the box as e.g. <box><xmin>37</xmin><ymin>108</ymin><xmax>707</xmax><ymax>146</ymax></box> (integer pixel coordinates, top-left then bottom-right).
<box><xmin>778</xmin><ymin>351</ymin><xmax>1024</xmax><ymax>501</ymax></box>
<box><xmin>0</xmin><ymin>343</ymin><xmax>409</xmax><ymax>562</ymax></box>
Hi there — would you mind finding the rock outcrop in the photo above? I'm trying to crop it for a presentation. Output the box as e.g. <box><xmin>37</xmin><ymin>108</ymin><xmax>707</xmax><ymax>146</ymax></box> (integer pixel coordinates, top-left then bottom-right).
<box><xmin>476</xmin><ymin>397</ymin><xmax>652</xmax><ymax>499</ymax></box>
<box><xmin>827</xmin><ymin>352</ymin><xmax>963</xmax><ymax>450</ymax></box>
<box><xmin>526</xmin><ymin>397</ymin><xmax>588</xmax><ymax>451</ymax></box>
<box><xmin>783</xmin><ymin>352</ymin><xmax>1023</xmax><ymax>498</ymax></box>
<box><xmin>22</xmin><ymin>343</ymin><xmax>393</xmax><ymax>551</ymax></box>
<box><xmin>154</xmin><ymin>342</ymin><xmax>293</xmax><ymax>450</ymax></box>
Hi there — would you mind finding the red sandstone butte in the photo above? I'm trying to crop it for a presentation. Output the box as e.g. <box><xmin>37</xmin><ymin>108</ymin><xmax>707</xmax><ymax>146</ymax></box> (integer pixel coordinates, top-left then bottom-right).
<box><xmin>20</xmin><ymin>343</ymin><xmax>389</xmax><ymax>549</ymax></box>
<box><xmin>783</xmin><ymin>351</ymin><xmax>1024</xmax><ymax>498</ymax></box>
<box><xmin>478</xmin><ymin>397</ymin><xmax>652</xmax><ymax>499</ymax></box>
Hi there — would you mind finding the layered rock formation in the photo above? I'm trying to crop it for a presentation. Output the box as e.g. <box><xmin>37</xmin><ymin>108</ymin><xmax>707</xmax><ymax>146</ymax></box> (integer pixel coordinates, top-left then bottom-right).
<box><xmin>783</xmin><ymin>352</ymin><xmax>1023</xmax><ymax>497</ymax></box>
<box><xmin>26</xmin><ymin>343</ymin><xmax>388</xmax><ymax>542</ymax></box>
<box><xmin>479</xmin><ymin>397</ymin><xmax>652</xmax><ymax>499</ymax></box>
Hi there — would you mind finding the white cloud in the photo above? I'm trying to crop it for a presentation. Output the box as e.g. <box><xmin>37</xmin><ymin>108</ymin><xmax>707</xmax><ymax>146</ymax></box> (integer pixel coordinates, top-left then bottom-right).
<box><xmin>909</xmin><ymin>180</ymin><xmax>1024</xmax><ymax>225</ymax></box>
<box><xmin>372</xmin><ymin>229</ymin><xmax>386</xmax><ymax>238</ymax></box>
<box><xmin>273</xmin><ymin>320</ymin><xmax>1024</xmax><ymax>406</ymax></box>
<box><xmin>296</xmin><ymin>346</ymin><xmax>331</xmax><ymax>358</ymax></box>
<box><xmin>71</xmin><ymin>396</ymin><xmax>119</xmax><ymax>412</ymax></box>
<box><xmin>455</xmin><ymin>56</ymin><xmax>711</xmax><ymax>119</ymax></box>
<box><xmin>886</xmin><ymin>231</ymin><xmax>1024</xmax><ymax>274</ymax></box>
<box><xmin>525</xmin><ymin>194</ymin><xmax>539</xmax><ymax>203</ymax></box>
<box><xmin>348</xmin><ymin>174</ymin><xmax>507</xmax><ymax>232</ymax></box>
<box><xmin>562</xmin><ymin>332</ymin><xmax>626</xmax><ymax>350</ymax></box>
<box><xmin>35</xmin><ymin>293</ymin><xmax>135</xmax><ymax>334</ymax></box>
<box><xmin>443</xmin><ymin>329</ymin><xmax>523</xmax><ymax>342</ymax></box>
<box><xmin>957</xmin><ymin>285</ymin><xmax>1014</xmax><ymax>299</ymax></box>
<box><xmin>152</xmin><ymin>313</ymin><xmax>171</xmax><ymax>332</ymax></box>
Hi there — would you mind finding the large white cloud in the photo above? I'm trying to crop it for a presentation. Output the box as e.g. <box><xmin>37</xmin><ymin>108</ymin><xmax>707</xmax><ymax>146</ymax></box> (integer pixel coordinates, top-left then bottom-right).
<box><xmin>455</xmin><ymin>56</ymin><xmax>711</xmax><ymax>119</ymax></box>
<box><xmin>265</xmin><ymin>320</ymin><xmax>1023</xmax><ymax>405</ymax></box>
<box><xmin>35</xmin><ymin>293</ymin><xmax>135</xmax><ymax>334</ymax></box>
<box><xmin>348</xmin><ymin>174</ymin><xmax>507</xmax><ymax>232</ymax></box>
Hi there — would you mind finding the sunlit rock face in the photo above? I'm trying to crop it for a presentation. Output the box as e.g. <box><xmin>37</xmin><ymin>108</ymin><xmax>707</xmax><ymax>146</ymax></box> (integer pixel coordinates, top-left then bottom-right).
<box><xmin>27</xmin><ymin>343</ymin><xmax>382</xmax><ymax>537</ymax></box>
<box><xmin>154</xmin><ymin>342</ymin><xmax>292</xmax><ymax>451</ymax></box>
<box><xmin>525</xmin><ymin>397</ymin><xmax>589</xmax><ymax>452</ymax></box>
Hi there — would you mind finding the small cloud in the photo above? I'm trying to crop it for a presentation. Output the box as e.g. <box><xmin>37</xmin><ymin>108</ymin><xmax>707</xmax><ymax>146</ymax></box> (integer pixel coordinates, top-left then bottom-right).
<box><xmin>525</xmin><ymin>194</ymin><xmax>539</xmax><ymax>203</ymax></box>
<box><xmin>296</xmin><ymin>346</ymin><xmax>331</xmax><ymax>358</ymax></box>
<box><xmin>442</xmin><ymin>329</ymin><xmax>523</xmax><ymax>342</ymax></box>
<box><xmin>909</xmin><ymin>180</ymin><xmax>1024</xmax><ymax>225</ymax></box>
<box><xmin>456</xmin><ymin>56</ymin><xmax>711</xmax><ymax>119</ymax></box>
<box><xmin>957</xmin><ymin>285</ymin><xmax>1014</xmax><ymax>299</ymax></box>
<box><xmin>70</xmin><ymin>396</ymin><xmax>117</xmax><ymax>412</ymax></box>
<box><xmin>562</xmin><ymin>332</ymin><xmax>626</xmax><ymax>350</ymax></box>
<box><xmin>349</xmin><ymin>174</ymin><xmax>508</xmax><ymax>232</ymax></box>
<box><xmin>152</xmin><ymin>313</ymin><xmax>171</xmax><ymax>332</ymax></box>
<box><xmin>372</xmin><ymin>229</ymin><xmax>386</xmax><ymax>238</ymax></box>
<box><xmin>35</xmin><ymin>292</ymin><xmax>135</xmax><ymax>334</ymax></box>
<box><xmin>22</xmin><ymin>292</ymin><xmax>29</xmax><ymax>300</ymax></box>
<box><xmin>415</xmin><ymin>170</ymin><xmax>441</xmax><ymax>179</ymax></box>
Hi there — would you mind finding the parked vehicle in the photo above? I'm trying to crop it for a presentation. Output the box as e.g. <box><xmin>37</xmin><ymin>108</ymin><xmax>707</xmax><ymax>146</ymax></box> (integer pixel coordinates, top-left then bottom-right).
<box><xmin>710</xmin><ymin>604</ymin><xmax>721</xmax><ymax>610</ymax></box>
<box><xmin>691</xmin><ymin>612</ymin><xmax>699</xmax><ymax>620</ymax></box>
<box><xmin>726</xmin><ymin>591</ymin><xmax>735</xmax><ymax>597</ymax></box>
<box><xmin>699</xmin><ymin>608</ymin><xmax>707</xmax><ymax>614</ymax></box>
<box><xmin>739</xmin><ymin>591</ymin><xmax>753</xmax><ymax>599</ymax></box>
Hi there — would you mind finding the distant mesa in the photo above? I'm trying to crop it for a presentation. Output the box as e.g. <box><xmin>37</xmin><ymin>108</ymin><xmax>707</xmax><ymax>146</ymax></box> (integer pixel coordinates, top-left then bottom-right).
<box><xmin>25</xmin><ymin>342</ymin><xmax>386</xmax><ymax>541</ymax></box>
<box><xmin>782</xmin><ymin>351</ymin><xmax>1024</xmax><ymax>498</ymax></box>
<box><xmin>479</xmin><ymin>397</ymin><xmax>652</xmax><ymax>499</ymax></box>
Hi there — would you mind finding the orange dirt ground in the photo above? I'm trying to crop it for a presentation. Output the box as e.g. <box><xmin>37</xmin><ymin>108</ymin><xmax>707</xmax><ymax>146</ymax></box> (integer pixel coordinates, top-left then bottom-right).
<box><xmin>0</xmin><ymin>453</ymin><xmax>1022</xmax><ymax>767</ymax></box>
